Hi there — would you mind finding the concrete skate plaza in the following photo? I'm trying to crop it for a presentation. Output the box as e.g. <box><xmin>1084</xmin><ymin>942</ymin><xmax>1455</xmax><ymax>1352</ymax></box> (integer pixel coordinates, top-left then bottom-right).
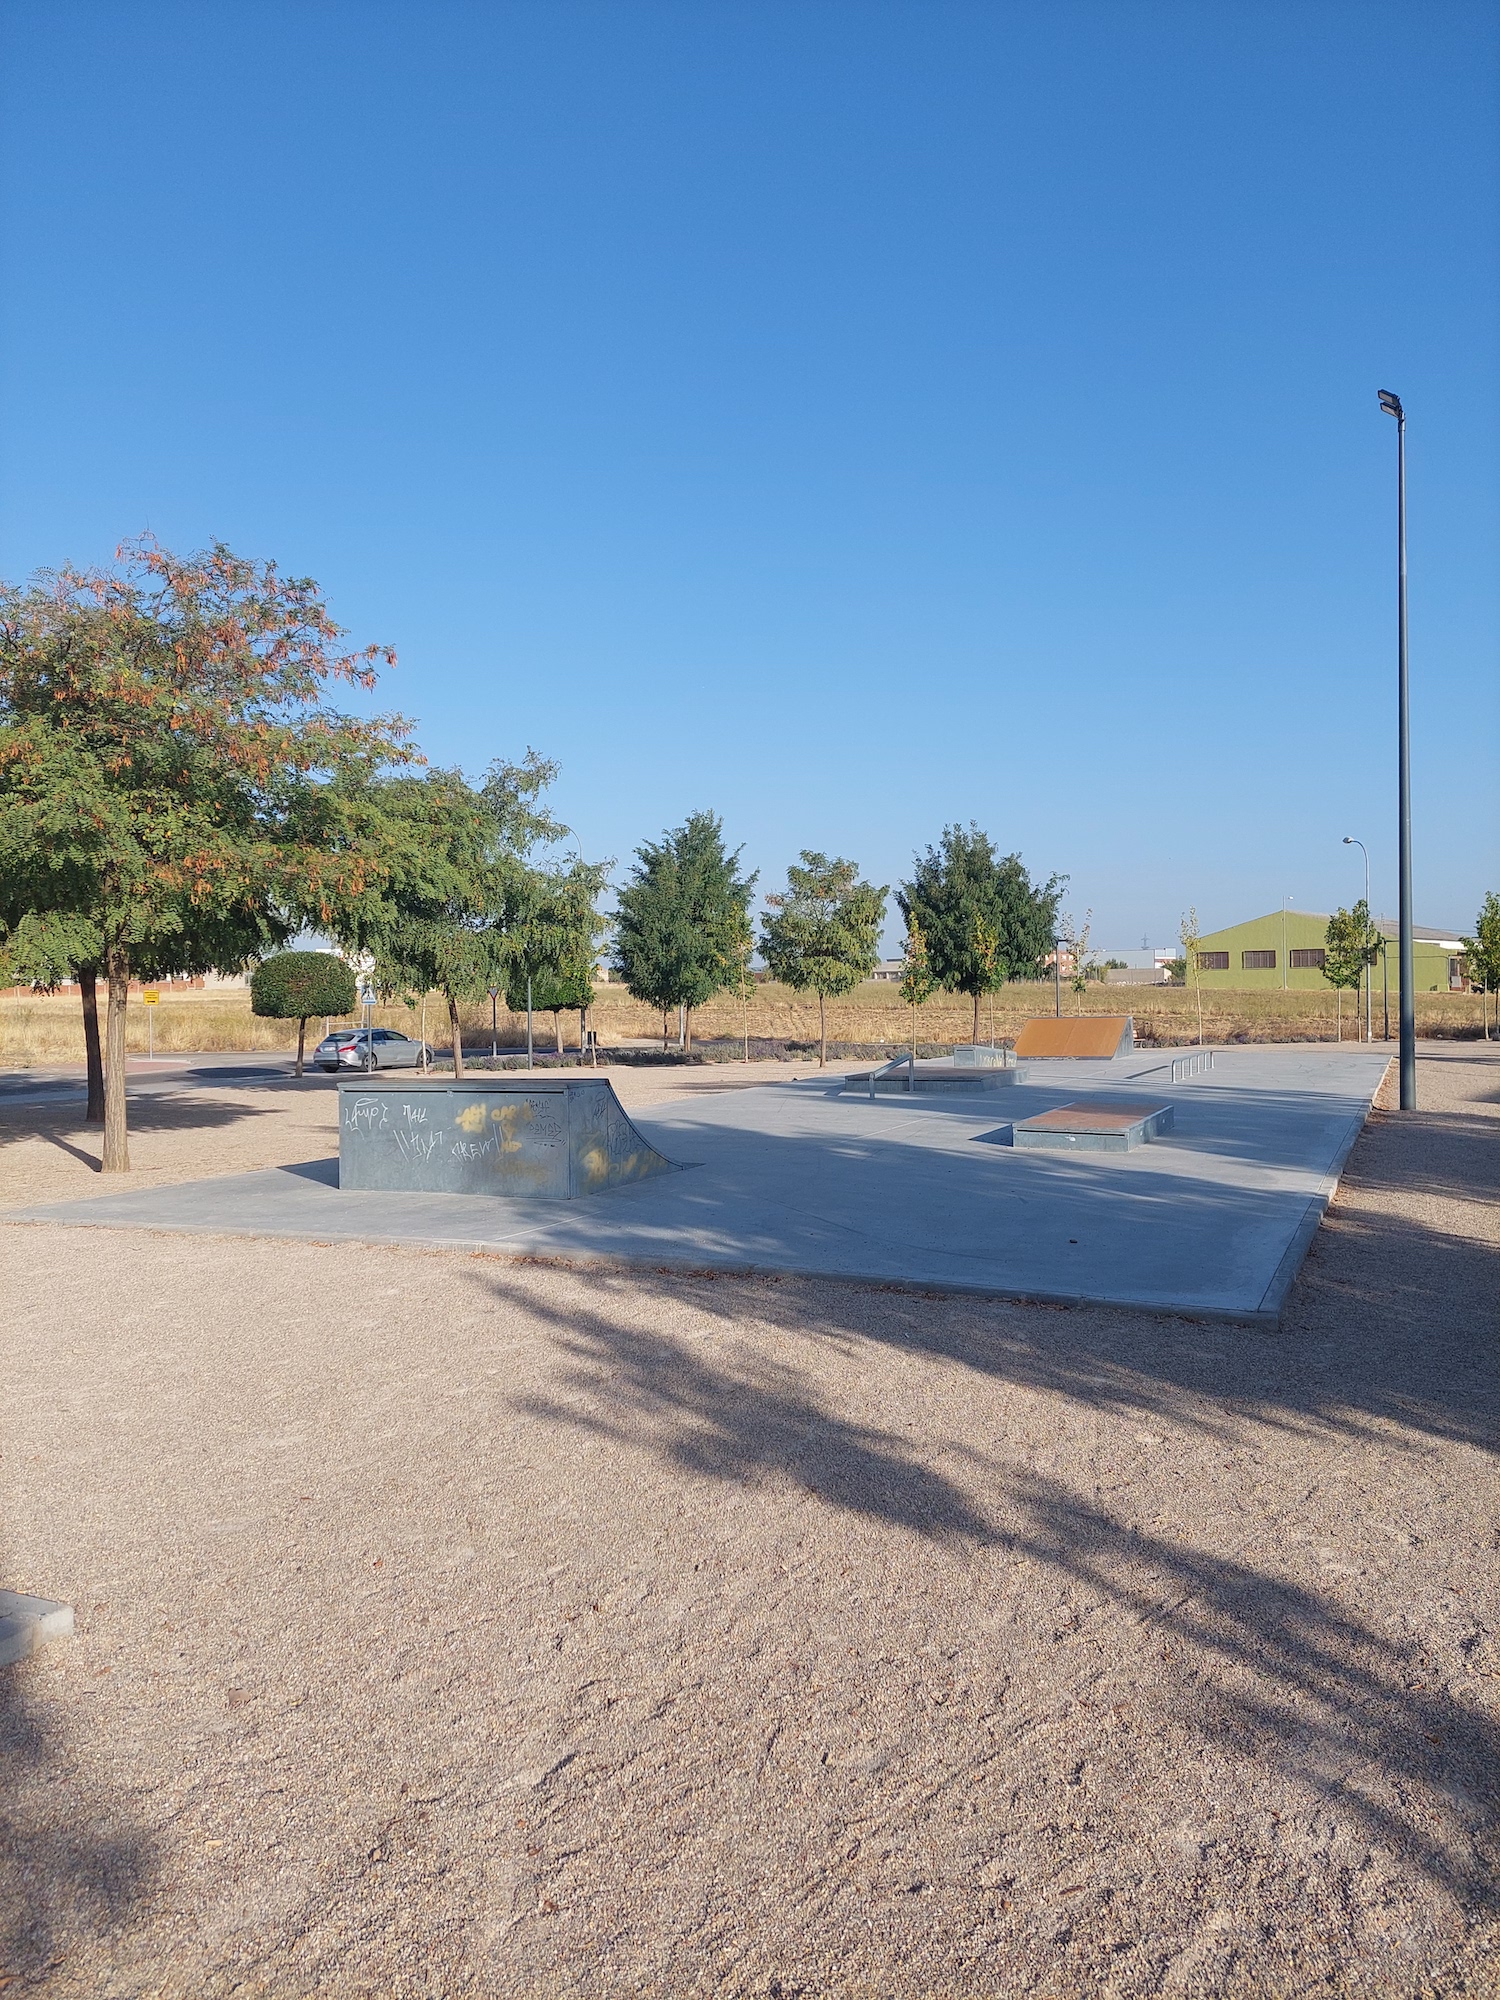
<box><xmin>17</xmin><ymin>1046</ymin><xmax>1389</xmax><ymax>1318</ymax></box>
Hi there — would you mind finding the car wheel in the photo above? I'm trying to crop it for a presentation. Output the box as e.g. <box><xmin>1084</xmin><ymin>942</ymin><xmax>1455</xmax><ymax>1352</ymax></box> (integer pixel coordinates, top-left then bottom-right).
<box><xmin>361</xmin><ymin>1052</ymin><xmax>379</xmax><ymax>1072</ymax></box>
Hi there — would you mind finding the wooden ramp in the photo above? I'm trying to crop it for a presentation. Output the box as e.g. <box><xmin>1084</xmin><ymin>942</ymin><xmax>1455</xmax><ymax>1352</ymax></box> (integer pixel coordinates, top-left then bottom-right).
<box><xmin>1013</xmin><ymin>1015</ymin><xmax>1135</xmax><ymax>1060</ymax></box>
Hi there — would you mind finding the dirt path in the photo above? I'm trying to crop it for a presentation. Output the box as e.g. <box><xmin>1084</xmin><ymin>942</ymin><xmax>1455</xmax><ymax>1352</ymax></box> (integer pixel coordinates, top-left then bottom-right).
<box><xmin>1</xmin><ymin>1047</ymin><xmax>1495</xmax><ymax>1997</ymax></box>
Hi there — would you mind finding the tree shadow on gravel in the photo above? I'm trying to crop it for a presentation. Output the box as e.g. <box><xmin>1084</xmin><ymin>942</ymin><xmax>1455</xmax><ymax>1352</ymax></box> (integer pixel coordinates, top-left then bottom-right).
<box><xmin>999</xmin><ymin>1470</ymin><xmax>1500</xmax><ymax>1916</ymax></box>
<box><xmin>507</xmin><ymin>1288</ymin><xmax>998</xmax><ymax>1550</ymax></box>
<box><xmin>0</xmin><ymin>1659</ymin><xmax>156</xmax><ymax>1979</ymax></box>
<box><xmin>483</xmin><ymin>1263</ymin><xmax>1498</xmax><ymax>1920</ymax></box>
<box><xmin>0</xmin><ymin>1094</ymin><xmax>280</xmax><ymax>1172</ymax></box>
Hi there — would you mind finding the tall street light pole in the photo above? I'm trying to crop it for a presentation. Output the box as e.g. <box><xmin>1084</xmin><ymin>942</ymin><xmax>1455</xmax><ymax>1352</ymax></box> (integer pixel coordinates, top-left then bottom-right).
<box><xmin>1343</xmin><ymin>835</ymin><xmax>1371</xmax><ymax>1042</ymax></box>
<box><xmin>1379</xmin><ymin>389</ymin><xmax>1415</xmax><ymax>1108</ymax></box>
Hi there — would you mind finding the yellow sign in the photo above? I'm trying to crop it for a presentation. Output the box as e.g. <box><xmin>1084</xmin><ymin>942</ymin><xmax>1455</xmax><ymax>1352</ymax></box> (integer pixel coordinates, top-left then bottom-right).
<box><xmin>142</xmin><ymin>989</ymin><xmax>160</xmax><ymax>1006</ymax></box>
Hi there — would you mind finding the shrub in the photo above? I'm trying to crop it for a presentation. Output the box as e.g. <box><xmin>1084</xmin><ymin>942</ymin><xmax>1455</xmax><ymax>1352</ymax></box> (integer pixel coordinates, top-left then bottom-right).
<box><xmin>250</xmin><ymin>952</ymin><xmax>357</xmax><ymax>1075</ymax></box>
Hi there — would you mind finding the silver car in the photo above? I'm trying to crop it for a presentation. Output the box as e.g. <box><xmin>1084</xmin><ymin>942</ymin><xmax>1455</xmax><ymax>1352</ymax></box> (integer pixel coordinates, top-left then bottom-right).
<box><xmin>312</xmin><ymin>1027</ymin><xmax>434</xmax><ymax>1073</ymax></box>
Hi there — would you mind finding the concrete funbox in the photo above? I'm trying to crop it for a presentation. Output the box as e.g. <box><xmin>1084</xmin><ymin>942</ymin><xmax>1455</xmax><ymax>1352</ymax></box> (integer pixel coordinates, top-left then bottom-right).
<box><xmin>337</xmin><ymin>1074</ymin><xmax>678</xmax><ymax>1198</ymax></box>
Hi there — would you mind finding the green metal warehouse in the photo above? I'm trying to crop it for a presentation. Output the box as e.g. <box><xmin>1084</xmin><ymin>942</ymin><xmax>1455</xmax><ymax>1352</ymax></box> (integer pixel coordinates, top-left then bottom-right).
<box><xmin>1191</xmin><ymin>910</ymin><xmax>1468</xmax><ymax>992</ymax></box>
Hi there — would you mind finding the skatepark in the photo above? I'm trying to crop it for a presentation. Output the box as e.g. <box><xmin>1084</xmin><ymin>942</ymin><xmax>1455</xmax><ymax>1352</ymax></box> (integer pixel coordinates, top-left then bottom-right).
<box><xmin>13</xmin><ymin>1036</ymin><xmax>1391</xmax><ymax>1321</ymax></box>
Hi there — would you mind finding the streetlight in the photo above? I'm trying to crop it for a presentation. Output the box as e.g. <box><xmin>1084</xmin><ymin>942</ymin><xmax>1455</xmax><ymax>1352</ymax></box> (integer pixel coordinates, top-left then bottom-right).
<box><xmin>1282</xmin><ymin>895</ymin><xmax>1293</xmax><ymax>989</ymax></box>
<box><xmin>1379</xmin><ymin>388</ymin><xmax>1415</xmax><ymax>1108</ymax></box>
<box><xmin>488</xmin><ymin>985</ymin><xmax>500</xmax><ymax>1061</ymax></box>
<box><xmin>1343</xmin><ymin>836</ymin><xmax>1371</xmax><ymax>1042</ymax></box>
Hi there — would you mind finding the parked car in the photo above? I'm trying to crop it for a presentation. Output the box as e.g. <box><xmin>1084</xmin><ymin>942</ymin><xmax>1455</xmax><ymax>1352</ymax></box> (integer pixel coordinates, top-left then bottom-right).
<box><xmin>313</xmin><ymin>1027</ymin><xmax>434</xmax><ymax>1073</ymax></box>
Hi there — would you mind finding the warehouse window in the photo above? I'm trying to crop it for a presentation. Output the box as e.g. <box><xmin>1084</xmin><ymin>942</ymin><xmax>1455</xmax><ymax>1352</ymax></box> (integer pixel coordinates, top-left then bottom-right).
<box><xmin>1197</xmin><ymin>951</ymin><xmax>1229</xmax><ymax>971</ymax></box>
<box><xmin>1290</xmin><ymin>948</ymin><xmax>1326</xmax><ymax>970</ymax></box>
<box><xmin>1242</xmin><ymin>949</ymin><xmax>1277</xmax><ymax>970</ymax></box>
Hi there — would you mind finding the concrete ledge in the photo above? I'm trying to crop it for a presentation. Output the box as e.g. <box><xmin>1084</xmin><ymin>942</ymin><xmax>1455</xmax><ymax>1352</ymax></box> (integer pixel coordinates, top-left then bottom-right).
<box><xmin>0</xmin><ymin>1591</ymin><xmax>74</xmax><ymax>1668</ymax></box>
<box><xmin>1014</xmin><ymin>1100</ymin><xmax>1174</xmax><ymax>1152</ymax></box>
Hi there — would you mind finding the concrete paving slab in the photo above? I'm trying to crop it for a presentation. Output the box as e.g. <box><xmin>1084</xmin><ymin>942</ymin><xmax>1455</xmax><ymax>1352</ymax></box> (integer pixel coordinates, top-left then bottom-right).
<box><xmin>7</xmin><ymin>1047</ymin><xmax>1389</xmax><ymax>1320</ymax></box>
<box><xmin>0</xmin><ymin>1590</ymin><xmax>74</xmax><ymax>1668</ymax></box>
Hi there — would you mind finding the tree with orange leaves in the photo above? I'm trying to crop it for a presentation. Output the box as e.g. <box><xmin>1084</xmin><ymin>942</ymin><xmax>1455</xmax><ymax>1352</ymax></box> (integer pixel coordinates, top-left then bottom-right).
<box><xmin>0</xmin><ymin>538</ymin><xmax>413</xmax><ymax>1169</ymax></box>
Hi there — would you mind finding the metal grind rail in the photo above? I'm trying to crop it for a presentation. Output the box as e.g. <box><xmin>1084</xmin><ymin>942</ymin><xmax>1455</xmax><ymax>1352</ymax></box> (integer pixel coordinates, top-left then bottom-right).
<box><xmin>868</xmin><ymin>1052</ymin><xmax>915</xmax><ymax>1098</ymax></box>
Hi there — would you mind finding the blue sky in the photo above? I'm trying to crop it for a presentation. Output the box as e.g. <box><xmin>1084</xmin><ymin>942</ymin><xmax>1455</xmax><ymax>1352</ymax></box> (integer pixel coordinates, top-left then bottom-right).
<box><xmin>2</xmin><ymin>1</ymin><xmax>1495</xmax><ymax>951</ymax></box>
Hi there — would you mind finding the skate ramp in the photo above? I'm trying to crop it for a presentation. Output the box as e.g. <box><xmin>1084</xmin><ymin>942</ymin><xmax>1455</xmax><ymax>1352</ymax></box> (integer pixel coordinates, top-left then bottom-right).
<box><xmin>1014</xmin><ymin>1016</ymin><xmax>1135</xmax><ymax>1060</ymax></box>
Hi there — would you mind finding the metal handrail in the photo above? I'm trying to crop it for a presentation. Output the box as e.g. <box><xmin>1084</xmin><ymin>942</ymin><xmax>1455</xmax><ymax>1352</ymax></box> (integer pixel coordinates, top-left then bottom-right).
<box><xmin>1170</xmin><ymin>1050</ymin><xmax>1216</xmax><ymax>1083</ymax></box>
<box><xmin>869</xmin><ymin>1051</ymin><xmax>915</xmax><ymax>1098</ymax></box>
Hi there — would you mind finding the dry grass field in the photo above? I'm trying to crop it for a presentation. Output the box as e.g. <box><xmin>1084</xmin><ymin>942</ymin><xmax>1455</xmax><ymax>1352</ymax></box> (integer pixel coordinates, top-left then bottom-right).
<box><xmin>0</xmin><ymin>978</ymin><xmax>1485</xmax><ymax>1068</ymax></box>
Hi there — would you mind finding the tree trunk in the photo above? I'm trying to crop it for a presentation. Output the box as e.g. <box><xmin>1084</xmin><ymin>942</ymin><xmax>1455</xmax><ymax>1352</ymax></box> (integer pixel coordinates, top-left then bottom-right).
<box><xmin>1336</xmin><ymin>989</ymin><xmax>1342</xmax><ymax>1043</ymax></box>
<box><xmin>819</xmin><ymin>991</ymin><xmax>827</xmax><ymax>1068</ymax></box>
<box><xmin>662</xmin><ymin>1009</ymin><xmax>670</xmax><ymax>1055</ymax></box>
<box><xmin>103</xmin><ymin>946</ymin><xmax>130</xmax><ymax>1173</ymax></box>
<box><xmin>80</xmin><ymin>967</ymin><xmax>104</xmax><ymax>1123</ymax></box>
<box><xmin>449</xmin><ymin>994</ymin><xmax>465</xmax><ymax>1077</ymax></box>
<box><xmin>295</xmin><ymin>1017</ymin><xmax>307</xmax><ymax>1078</ymax></box>
<box><xmin>578</xmin><ymin>1006</ymin><xmax>586</xmax><ymax>1055</ymax></box>
<box><xmin>685</xmin><ymin>1007</ymin><xmax>693</xmax><ymax>1056</ymax></box>
<box><xmin>972</xmin><ymin>989</ymin><xmax>980</xmax><ymax>1045</ymax></box>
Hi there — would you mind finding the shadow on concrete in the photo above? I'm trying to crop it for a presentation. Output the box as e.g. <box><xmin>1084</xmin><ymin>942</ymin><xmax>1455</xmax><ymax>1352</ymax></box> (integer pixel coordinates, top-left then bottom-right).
<box><xmin>278</xmin><ymin>1157</ymin><xmax>340</xmax><ymax>1186</ymax></box>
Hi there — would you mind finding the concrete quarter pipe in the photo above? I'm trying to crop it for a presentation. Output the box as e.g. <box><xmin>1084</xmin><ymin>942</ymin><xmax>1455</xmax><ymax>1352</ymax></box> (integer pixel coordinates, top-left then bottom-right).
<box><xmin>338</xmin><ymin>1074</ymin><xmax>679</xmax><ymax>1197</ymax></box>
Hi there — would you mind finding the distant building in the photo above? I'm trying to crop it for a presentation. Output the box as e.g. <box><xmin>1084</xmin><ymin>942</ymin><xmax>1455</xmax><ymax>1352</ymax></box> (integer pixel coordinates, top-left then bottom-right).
<box><xmin>1191</xmin><ymin>911</ymin><xmax>1468</xmax><ymax>991</ymax></box>
<box><xmin>869</xmin><ymin>959</ymin><xmax>905</xmax><ymax>982</ymax></box>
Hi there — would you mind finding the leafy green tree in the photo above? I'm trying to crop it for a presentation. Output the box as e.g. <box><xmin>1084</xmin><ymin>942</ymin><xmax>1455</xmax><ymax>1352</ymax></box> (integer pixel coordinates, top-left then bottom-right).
<box><xmin>898</xmin><ymin>915</ymin><xmax>935</xmax><ymax>1061</ymax></box>
<box><xmin>0</xmin><ymin>539</ymin><xmax>409</xmax><ymax>1169</ymax></box>
<box><xmin>0</xmin><ymin>911</ymin><xmax>107</xmax><ymax>1119</ymax></box>
<box><xmin>1323</xmin><ymin>901</ymin><xmax>1379</xmax><ymax>1043</ymax></box>
<box><xmin>760</xmin><ymin>852</ymin><xmax>887</xmax><ymax>1067</ymax></box>
<box><xmin>613</xmin><ymin>812</ymin><xmax>756</xmax><ymax>1054</ymax></box>
<box><xmin>505</xmin><ymin>857</ymin><xmax>609</xmax><ymax>1058</ymax></box>
<box><xmin>349</xmin><ymin>769</ymin><xmax>504</xmax><ymax>1077</ymax></box>
<box><xmin>251</xmin><ymin>950</ymin><xmax>357</xmax><ymax>1075</ymax></box>
<box><xmin>1462</xmin><ymin>891</ymin><xmax>1500</xmax><ymax>1041</ymax></box>
<box><xmin>340</xmin><ymin>754</ymin><xmax>597</xmax><ymax>1077</ymax></box>
<box><xmin>897</xmin><ymin>824</ymin><xmax>1064</xmax><ymax>1044</ymax></box>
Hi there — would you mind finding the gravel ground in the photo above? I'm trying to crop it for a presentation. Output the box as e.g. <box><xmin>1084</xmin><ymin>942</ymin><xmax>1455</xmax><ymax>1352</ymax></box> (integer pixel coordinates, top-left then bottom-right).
<box><xmin>0</xmin><ymin>1044</ymin><xmax>1496</xmax><ymax>1997</ymax></box>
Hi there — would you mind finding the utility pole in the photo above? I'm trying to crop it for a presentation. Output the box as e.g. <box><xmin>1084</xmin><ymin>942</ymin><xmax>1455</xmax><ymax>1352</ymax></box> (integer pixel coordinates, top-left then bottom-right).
<box><xmin>1379</xmin><ymin>389</ymin><xmax>1416</xmax><ymax>1108</ymax></box>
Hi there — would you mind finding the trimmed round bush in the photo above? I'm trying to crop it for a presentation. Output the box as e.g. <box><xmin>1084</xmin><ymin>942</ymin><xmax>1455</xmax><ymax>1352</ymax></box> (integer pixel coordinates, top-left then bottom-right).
<box><xmin>250</xmin><ymin>951</ymin><xmax>358</xmax><ymax>1074</ymax></box>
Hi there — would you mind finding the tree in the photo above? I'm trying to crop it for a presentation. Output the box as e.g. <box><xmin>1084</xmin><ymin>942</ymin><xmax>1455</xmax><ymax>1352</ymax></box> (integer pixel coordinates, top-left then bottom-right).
<box><xmin>349</xmin><ymin>769</ymin><xmax>505</xmax><ymax>1078</ymax></box>
<box><xmin>504</xmin><ymin>857</ymin><xmax>609</xmax><ymax>1059</ymax></box>
<box><xmin>0</xmin><ymin>539</ymin><xmax>410</xmax><ymax>1170</ymax></box>
<box><xmin>760</xmin><ymin>852</ymin><xmax>887</xmax><ymax>1067</ymax></box>
<box><xmin>1180</xmin><ymin>908</ymin><xmax>1204</xmax><ymax>1046</ymax></box>
<box><xmin>897</xmin><ymin>824</ymin><xmax>1064</xmax><ymax>1044</ymax></box>
<box><xmin>898</xmin><ymin>914</ymin><xmax>935</xmax><ymax>1061</ymax></box>
<box><xmin>1323</xmin><ymin>901</ymin><xmax>1379</xmax><ymax>1044</ymax></box>
<box><xmin>0</xmin><ymin>909</ymin><xmax>106</xmax><ymax>1120</ymax></box>
<box><xmin>251</xmin><ymin>950</ymin><xmax>357</xmax><ymax>1076</ymax></box>
<box><xmin>1462</xmin><ymin>891</ymin><xmax>1500</xmax><ymax>1042</ymax></box>
<box><xmin>340</xmin><ymin>754</ymin><xmax>597</xmax><ymax>1078</ymax></box>
<box><xmin>613</xmin><ymin>812</ymin><xmax>756</xmax><ymax>1054</ymax></box>
<box><xmin>1060</xmin><ymin>908</ymin><xmax>1095</xmax><ymax>1008</ymax></box>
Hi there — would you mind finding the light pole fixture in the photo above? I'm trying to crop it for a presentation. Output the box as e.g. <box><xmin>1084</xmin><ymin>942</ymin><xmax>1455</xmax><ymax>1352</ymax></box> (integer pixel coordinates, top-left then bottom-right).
<box><xmin>1379</xmin><ymin>388</ymin><xmax>1415</xmax><ymax>1108</ymax></box>
<box><xmin>1343</xmin><ymin>835</ymin><xmax>1372</xmax><ymax>1042</ymax></box>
